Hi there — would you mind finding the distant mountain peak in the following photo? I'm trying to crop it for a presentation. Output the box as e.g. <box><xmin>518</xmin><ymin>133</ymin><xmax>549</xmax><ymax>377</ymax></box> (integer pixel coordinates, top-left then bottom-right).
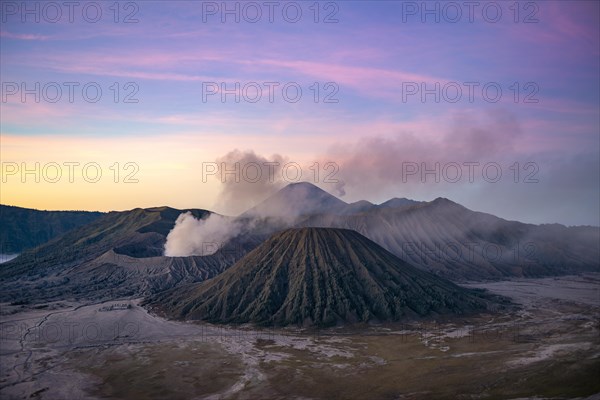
<box><xmin>352</xmin><ymin>200</ymin><xmax>374</xmax><ymax>205</ymax></box>
<box><xmin>145</xmin><ymin>206</ymin><xmax>177</xmax><ymax>212</ymax></box>
<box><xmin>430</xmin><ymin>197</ymin><xmax>460</xmax><ymax>207</ymax></box>
<box><xmin>285</xmin><ymin>181</ymin><xmax>320</xmax><ymax>189</ymax></box>
<box><xmin>241</xmin><ymin>182</ymin><xmax>347</xmax><ymax>219</ymax></box>
<box><xmin>279</xmin><ymin>181</ymin><xmax>340</xmax><ymax>196</ymax></box>
<box><xmin>378</xmin><ymin>197</ymin><xmax>421</xmax><ymax>210</ymax></box>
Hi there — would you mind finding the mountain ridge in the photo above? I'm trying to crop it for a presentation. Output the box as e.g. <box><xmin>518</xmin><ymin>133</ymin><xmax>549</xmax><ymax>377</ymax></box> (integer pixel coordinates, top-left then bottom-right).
<box><xmin>2</xmin><ymin>183</ymin><xmax>598</xmax><ymax>305</ymax></box>
<box><xmin>0</xmin><ymin>207</ymin><xmax>255</xmax><ymax>303</ymax></box>
<box><xmin>0</xmin><ymin>204</ymin><xmax>103</xmax><ymax>253</ymax></box>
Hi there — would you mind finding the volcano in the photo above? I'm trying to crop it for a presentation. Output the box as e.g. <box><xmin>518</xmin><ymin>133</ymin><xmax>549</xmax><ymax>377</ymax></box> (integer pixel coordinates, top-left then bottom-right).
<box><xmin>241</xmin><ymin>182</ymin><xmax>348</xmax><ymax>218</ymax></box>
<box><xmin>146</xmin><ymin>228</ymin><xmax>498</xmax><ymax>327</ymax></box>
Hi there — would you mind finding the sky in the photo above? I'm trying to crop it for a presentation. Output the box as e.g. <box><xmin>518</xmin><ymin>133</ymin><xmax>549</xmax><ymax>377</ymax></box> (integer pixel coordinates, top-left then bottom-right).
<box><xmin>1</xmin><ymin>0</ymin><xmax>599</xmax><ymax>226</ymax></box>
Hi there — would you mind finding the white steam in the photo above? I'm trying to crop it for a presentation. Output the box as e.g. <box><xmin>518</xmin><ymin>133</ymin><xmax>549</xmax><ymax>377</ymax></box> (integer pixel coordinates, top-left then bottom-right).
<box><xmin>164</xmin><ymin>212</ymin><xmax>242</xmax><ymax>257</ymax></box>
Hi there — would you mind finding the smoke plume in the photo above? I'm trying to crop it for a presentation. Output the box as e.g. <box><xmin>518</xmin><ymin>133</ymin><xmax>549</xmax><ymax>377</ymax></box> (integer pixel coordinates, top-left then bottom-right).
<box><xmin>214</xmin><ymin>150</ymin><xmax>289</xmax><ymax>216</ymax></box>
<box><xmin>164</xmin><ymin>212</ymin><xmax>242</xmax><ymax>256</ymax></box>
<box><xmin>321</xmin><ymin>109</ymin><xmax>524</xmax><ymax>199</ymax></box>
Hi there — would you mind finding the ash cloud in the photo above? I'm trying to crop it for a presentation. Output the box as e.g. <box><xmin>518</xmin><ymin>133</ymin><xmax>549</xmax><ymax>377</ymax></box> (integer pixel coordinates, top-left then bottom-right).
<box><xmin>324</xmin><ymin>109</ymin><xmax>523</xmax><ymax>198</ymax></box>
<box><xmin>319</xmin><ymin>109</ymin><xmax>598</xmax><ymax>225</ymax></box>
<box><xmin>164</xmin><ymin>109</ymin><xmax>597</xmax><ymax>258</ymax></box>
<box><xmin>211</xmin><ymin>149</ymin><xmax>345</xmax><ymax>214</ymax></box>
<box><xmin>214</xmin><ymin>150</ymin><xmax>289</xmax><ymax>216</ymax></box>
<box><xmin>164</xmin><ymin>150</ymin><xmax>296</xmax><ymax>257</ymax></box>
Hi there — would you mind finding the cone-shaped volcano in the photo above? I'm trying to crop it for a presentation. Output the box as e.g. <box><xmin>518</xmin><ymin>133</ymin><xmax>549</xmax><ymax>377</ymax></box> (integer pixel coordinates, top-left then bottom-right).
<box><xmin>146</xmin><ymin>228</ymin><xmax>497</xmax><ymax>326</ymax></box>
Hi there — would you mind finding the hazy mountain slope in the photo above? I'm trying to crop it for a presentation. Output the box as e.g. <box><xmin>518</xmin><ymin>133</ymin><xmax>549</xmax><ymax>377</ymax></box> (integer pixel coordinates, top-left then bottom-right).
<box><xmin>0</xmin><ymin>204</ymin><xmax>103</xmax><ymax>253</ymax></box>
<box><xmin>377</xmin><ymin>197</ymin><xmax>421</xmax><ymax>210</ymax></box>
<box><xmin>342</xmin><ymin>200</ymin><xmax>375</xmax><ymax>214</ymax></box>
<box><xmin>0</xmin><ymin>206</ymin><xmax>199</xmax><ymax>278</ymax></box>
<box><xmin>145</xmin><ymin>228</ymin><xmax>501</xmax><ymax>327</ymax></box>
<box><xmin>298</xmin><ymin>198</ymin><xmax>600</xmax><ymax>281</ymax></box>
<box><xmin>340</xmin><ymin>198</ymin><xmax>421</xmax><ymax>215</ymax></box>
<box><xmin>2</xmin><ymin>249</ymin><xmax>241</xmax><ymax>303</ymax></box>
<box><xmin>0</xmin><ymin>207</ymin><xmax>255</xmax><ymax>303</ymax></box>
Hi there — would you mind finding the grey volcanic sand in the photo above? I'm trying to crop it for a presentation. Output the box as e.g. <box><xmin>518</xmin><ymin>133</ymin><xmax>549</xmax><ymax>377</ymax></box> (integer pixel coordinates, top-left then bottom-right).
<box><xmin>464</xmin><ymin>273</ymin><xmax>600</xmax><ymax>307</ymax></box>
<box><xmin>1</xmin><ymin>274</ymin><xmax>599</xmax><ymax>399</ymax></box>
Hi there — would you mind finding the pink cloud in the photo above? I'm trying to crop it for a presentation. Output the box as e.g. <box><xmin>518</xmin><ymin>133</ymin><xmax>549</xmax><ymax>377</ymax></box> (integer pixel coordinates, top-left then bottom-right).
<box><xmin>11</xmin><ymin>48</ymin><xmax>241</xmax><ymax>82</ymax></box>
<box><xmin>497</xmin><ymin>1</ymin><xmax>599</xmax><ymax>52</ymax></box>
<box><xmin>258</xmin><ymin>59</ymin><xmax>448</xmax><ymax>99</ymax></box>
<box><xmin>0</xmin><ymin>30</ymin><xmax>49</xmax><ymax>41</ymax></box>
